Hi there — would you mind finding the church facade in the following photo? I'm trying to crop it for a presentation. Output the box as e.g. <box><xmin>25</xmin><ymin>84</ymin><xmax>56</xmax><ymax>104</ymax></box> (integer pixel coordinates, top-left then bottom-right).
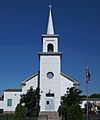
<box><xmin>0</xmin><ymin>6</ymin><xmax>79</xmax><ymax>113</ymax></box>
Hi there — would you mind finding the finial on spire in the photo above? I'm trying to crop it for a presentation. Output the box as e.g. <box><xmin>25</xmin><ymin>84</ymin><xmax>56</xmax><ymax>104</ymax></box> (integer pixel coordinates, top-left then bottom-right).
<box><xmin>47</xmin><ymin>4</ymin><xmax>54</xmax><ymax>35</ymax></box>
<box><xmin>49</xmin><ymin>0</ymin><xmax>52</xmax><ymax>9</ymax></box>
<box><xmin>49</xmin><ymin>4</ymin><xmax>52</xmax><ymax>9</ymax></box>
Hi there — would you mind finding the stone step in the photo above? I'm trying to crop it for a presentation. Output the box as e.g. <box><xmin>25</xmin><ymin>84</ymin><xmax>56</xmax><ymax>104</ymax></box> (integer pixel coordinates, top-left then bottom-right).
<box><xmin>38</xmin><ymin>112</ymin><xmax>61</xmax><ymax>120</ymax></box>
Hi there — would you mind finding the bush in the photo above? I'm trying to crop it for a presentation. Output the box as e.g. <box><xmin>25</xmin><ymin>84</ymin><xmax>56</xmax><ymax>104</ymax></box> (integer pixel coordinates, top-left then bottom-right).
<box><xmin>59</xmin><ymin>87</ymin><xmax>84</xmax><ymax>120</ymax></box>
<box><xmin>15</xmin><ymin>103</ymin><xmax>26</xmax><ymax>120</ymax></box>
<box><xmin>67</xmin><ymin>104</ymin><xmax>83</xmax><ymax>120</ymax></box>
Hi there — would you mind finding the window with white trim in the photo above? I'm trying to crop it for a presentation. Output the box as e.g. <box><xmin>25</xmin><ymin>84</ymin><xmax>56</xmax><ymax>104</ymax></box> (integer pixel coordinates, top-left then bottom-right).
<box><xmin>7</xmin><ymin>99</ymin><xmax>12</xmax><ymax>107</ymax></box>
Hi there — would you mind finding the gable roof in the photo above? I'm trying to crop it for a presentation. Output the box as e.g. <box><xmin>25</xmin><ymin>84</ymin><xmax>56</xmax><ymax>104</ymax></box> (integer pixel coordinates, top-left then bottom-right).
<box><xmin>61</xmin><ymin>72</ymin><xmax>80</xmax><ymax>85</ymax></box>
<box><xmin>20</xmin><ymin>71</ymin><xmax>79</xmax><ymax>86</ymax></box>
<box><xmin>20</xmin><ymin>72</ymin><xmax>39</xmax><ymax>85</ymax></box>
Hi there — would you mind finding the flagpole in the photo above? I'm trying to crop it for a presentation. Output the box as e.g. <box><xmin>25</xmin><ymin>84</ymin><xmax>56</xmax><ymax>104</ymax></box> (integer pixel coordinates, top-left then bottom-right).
<box><xmin>86</xmin><ymin>81</ymin><xmax>89</xmax><ymax>120</ymax></box>
<box><xmin>86</xmin><ymin>65</ymin><xmax>91</xmax><ymax>120</ymax></box>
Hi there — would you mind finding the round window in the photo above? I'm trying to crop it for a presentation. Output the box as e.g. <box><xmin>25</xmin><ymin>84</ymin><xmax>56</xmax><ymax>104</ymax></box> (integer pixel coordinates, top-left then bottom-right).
<box><xmin>47</xmin><ymin>72</ymin><xmax>54</xmax><ymax>79</ymax></box>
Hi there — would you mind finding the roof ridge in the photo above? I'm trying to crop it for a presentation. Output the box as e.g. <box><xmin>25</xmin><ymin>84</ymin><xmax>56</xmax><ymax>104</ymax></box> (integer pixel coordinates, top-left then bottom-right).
<box><xmin>20</xmin><ymin>72</ymin><xmax>39</xmax><ymax>84</ymax></box>
<box><xmin>61</xmin><ymin>72</ymin><xmax>79</xmax><ymax>83</ymax></box>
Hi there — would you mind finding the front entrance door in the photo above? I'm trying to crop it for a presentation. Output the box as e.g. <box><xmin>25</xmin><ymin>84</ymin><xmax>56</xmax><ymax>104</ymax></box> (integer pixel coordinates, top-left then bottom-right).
<box><xmin>45</xmin><ymin>93</ymin><xmax>55</xmax><ymax>111</ymax></box>
<box><xmin>45</xmin><ymin>97</ymin><xmax>55</xmax><ymax>111</ymax></box>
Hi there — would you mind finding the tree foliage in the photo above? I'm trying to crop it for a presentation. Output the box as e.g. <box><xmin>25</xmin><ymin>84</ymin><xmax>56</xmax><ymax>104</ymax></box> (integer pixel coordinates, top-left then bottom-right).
<box><xmin>20</xmin><ymin>87</ymin><xmax>40</xmax><ymax>117</ymax></box>
<box><xmin>15</xmin><ymin>103</ymin><xmax>26</xmax><ymax>120</ymax></box>
<box><xmin>81</xmin><ymin>93</ymin><xmax>100</xmax><ymax>98</ymax></box>
<box><xmin>66</xmin><ymin>103</ymin><xmax>83</xmax><ymax>120</ymax></box>
<box><xmin>59</xmin><ymin>87</ymin><xmax>84</xmax><ymax>120</ymax></box>
<box><xmin>61</xmin><ymin>87</ymin><xmax>82</xmax><ymax>106</ymax></box>
<box><xmin>90</xmin><ymin>93</ymin><xmax>100</xmax><ymax>98</ymax></box>
<box><xmin>15</xmin><ymin>87</ymin><xmax>40</xmax><ymax>119</ymax></box>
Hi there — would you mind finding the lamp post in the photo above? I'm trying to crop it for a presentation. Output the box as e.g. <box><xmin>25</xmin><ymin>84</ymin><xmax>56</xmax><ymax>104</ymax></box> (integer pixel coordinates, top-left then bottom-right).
<box><xmin>22</xmin><ymin>103</ymin><xmax>26</xmax><ymax>119</ymax></box>
<box><xmin>22</xmin><ymin>103</ymin><xmax>25</xmax><ymax>107</ymax></box>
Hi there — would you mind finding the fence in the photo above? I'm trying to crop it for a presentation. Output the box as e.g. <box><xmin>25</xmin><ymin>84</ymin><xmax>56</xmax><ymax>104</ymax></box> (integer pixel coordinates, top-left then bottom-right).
<box><xmin>84</xmin><ymin>114</ymin><xmax>100</xmax><ymax>120</ymax></box>
<box><xmin>0</xmin><ymin>114</ymin><xmax>14</xmax><ymax>120</ymax></box>
<box><xmin>0</xmin><ymin>114</ymin><xmax>38</xmax><ymax>120</ymax></box>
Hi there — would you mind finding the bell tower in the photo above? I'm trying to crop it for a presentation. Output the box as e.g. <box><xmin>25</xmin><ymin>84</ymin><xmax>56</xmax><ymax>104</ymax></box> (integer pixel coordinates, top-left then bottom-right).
<box><xmin>42</xmin><ymin>5</ymin><xmax>59</xmax><ymax>53</ymax></box>
<box><xmin>39</xmin><ymin>5</ymin><xmax>62</xmax><ymax>111</ymax></box>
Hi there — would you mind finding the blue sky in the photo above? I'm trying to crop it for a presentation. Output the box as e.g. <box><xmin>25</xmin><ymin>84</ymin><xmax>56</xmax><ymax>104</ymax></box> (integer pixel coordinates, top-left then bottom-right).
<box><xmin>0</xmin><ymin>0</ymin><xmax>100</xmax><ymax>95</ymax></box>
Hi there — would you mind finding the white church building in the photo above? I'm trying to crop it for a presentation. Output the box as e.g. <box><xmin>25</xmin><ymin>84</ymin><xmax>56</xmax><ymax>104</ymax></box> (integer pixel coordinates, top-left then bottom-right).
<box><xmin>0</xmin><ymin>6</ymin><xmax>79</xmax><ymax>113</ymax></box>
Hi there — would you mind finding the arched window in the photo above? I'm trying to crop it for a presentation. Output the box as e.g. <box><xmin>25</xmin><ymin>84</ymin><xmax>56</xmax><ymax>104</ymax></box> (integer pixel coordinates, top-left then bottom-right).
<box><xmin>47</xmin><ymin>43</ymin><xmax>54</xmax><ymax>52</ymax></box>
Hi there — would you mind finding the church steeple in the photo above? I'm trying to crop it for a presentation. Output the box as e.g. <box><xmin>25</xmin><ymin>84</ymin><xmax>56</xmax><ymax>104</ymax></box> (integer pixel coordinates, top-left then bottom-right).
<box><xmin>42</xmin><ymin>4</ymin><xmax>59</xmax><ymax>53</ymax></box>
<box><xmin>47</xmin><ymin>5</ymin><xmax>54</xmax><ymax>35</ymax></box>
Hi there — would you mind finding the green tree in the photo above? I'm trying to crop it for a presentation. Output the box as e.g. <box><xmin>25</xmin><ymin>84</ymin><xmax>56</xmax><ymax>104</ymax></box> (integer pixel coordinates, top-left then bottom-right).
<box><xmin>90</xmin><ymin>93</ymin><xmax>100</xmax><ymax>98</ymax></box>
<box><xmin>59</xmin><ymin>87</ymin><xmax>84</xmax><ymax>120</ymax></box>
<box><xmin>20</xmin><ymin>87</ymin><xmax>40</xmax><ymax>118</ymax></box>
<box><xmin>15</xmin><ymin>103</ymin><xmax>26</xmax><ymax>120</ymax></box>
<box><xmin>67</xmin><ymin>103</ymin><xmax>83</xmax><ymax>120</ymax></box>
<box><xmin>15</xmin><ymin>87</ymin><xmax>40</xmax><ymax>119</ymax></box>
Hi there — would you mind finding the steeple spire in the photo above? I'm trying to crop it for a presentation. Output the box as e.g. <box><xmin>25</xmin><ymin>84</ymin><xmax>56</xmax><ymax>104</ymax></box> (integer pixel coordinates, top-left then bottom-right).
<box><xmin>47</xmin><ymin>5</ymin><xmax>54</xmax><ymax>35</ymax></box>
